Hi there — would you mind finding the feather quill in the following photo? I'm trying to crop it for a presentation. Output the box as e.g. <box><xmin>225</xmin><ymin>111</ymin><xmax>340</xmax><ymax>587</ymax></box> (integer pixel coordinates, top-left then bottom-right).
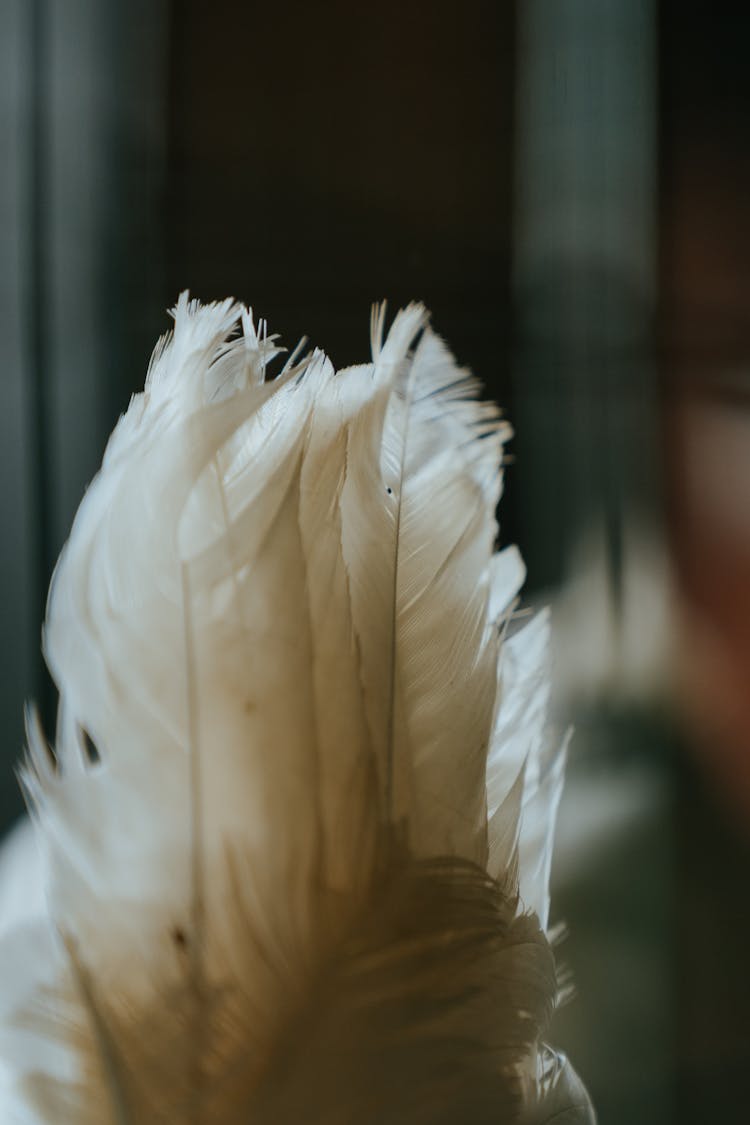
<box><xmin>0</xmin><ymin>296</ymin><xmax>594</xmax><ymax>1123</ymax></box>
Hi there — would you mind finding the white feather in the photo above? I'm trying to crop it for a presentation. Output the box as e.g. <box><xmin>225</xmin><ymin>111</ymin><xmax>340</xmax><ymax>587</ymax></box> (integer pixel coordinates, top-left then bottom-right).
<box><xmin>0</xmin><ymin>297</ymin><xmax>593</xmax><ymax>1123</ymax></box>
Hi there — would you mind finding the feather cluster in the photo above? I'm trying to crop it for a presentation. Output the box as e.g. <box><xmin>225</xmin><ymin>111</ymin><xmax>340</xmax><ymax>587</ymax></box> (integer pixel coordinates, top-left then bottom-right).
<box><xmin>0</xmin><ymin>296</ymin><xmax>593</xmax><ymax>1123</ymax></box>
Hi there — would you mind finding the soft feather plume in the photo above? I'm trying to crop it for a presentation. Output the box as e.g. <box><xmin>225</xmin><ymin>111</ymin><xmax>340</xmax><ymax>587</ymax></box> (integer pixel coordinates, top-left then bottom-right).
<box><xmin>0</xmin><ymin>296</ymin><xmax>594</xmax><ymax>1123</ymax></box>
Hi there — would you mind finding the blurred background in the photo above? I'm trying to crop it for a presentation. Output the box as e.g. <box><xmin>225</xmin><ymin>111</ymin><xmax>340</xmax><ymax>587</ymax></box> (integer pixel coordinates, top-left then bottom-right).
<box><xmin>1</xmin><ymin>1</ymin><xmax>748</xmax><ymax>1121</ymax></box>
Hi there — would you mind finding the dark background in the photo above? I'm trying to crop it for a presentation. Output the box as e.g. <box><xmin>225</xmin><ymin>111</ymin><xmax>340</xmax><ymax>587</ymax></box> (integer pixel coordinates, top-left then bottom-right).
<box><xmin>1</xmin><ymin>3</ymin><xmax>749</xmax><ymax>1122</ymax></box>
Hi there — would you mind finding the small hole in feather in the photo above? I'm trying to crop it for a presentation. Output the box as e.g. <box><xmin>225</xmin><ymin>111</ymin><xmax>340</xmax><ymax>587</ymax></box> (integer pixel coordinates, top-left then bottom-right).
<box><xmin>386</xmin><ymin>486</ymin><xmax>393</xmax><ymax>495</ymax></box>
<box><xmin>80</xmin><ymin>727</ymin><xmax>100</xmax><ymax>765</ymax></box>
<box><xmin>171</xmin><ymin>926</ymin><xmax>188</xmax><ymax>950</ymax></box>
